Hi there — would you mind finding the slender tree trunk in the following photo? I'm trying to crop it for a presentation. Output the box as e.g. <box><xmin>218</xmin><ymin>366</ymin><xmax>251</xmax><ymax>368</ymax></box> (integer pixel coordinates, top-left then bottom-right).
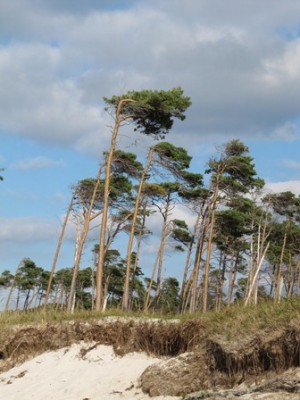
<box><xmin>182</xmin><ymin>278</ymin><xmax>193</xmax><ymax>313</ymax></box>
<box><xmin>23</xmin><ymin>289</ymin><xmax>30</xmax><ymax>310</ymax></box>
<box><xmin>67</xmin><ymin>213</ymin><xmax>82</xmax><ymax>313</ymax></box>
<box><xmin>179</xmin><ymin>209</ymin><xmax>202</xmax><ymax>312</ymax></box>
<box><xmin>96</xmin><ymin>105</ymin><xmax>124</xmax><ymax>311</ymax></box>
<box><xmin>129</xmin><ymin>210</ymin><xmax>146</xmax><ymax>309</ymax></box>
<box><xmin>122</xmin><ymin>147</ymin><xmax>154</xmax><ymax>311</ymax></box>
<box><xmin>67</xmin><ymin>166</ymin><xmax>103</xmax><ymax>313</ymax></box>
<box><xmin>245</xmin><ymin>242</ymin><xmax>270</xmax><ymax>305</ymax></box>
<box><xmin>189</xmin><ymin>207</ymin><xmax>209</xmax><ymax>313</ymax></box>
<box><xmin>215</xmin><ymin>251</ymin><xmax>227</xmax><ymax>311</ymax></box>
<box><xmin>274</xmin><ymin>229</ymin><xmax>288</xmax><ymax>303</ymax></box>
<box><xmin>245</xmin><ymin>228</ymin><xmax>255</xmax><ymax>302</ymax></box>
<box><xmin>44</xmin><ymin>195</ymin><xmax>74</xmax><ymax>309</ymax></box>
<box><xmin>144</xmin><ymin>252</ymin><xmax>160</xmax><ymax>311</ymax></box>
<box><xmin>16</xmin><ymin>289</ymin><xmax>20</xmax><ymax>310</ymax></box>
<box><xmin>5</xmin><ymin>261</ymin><xmax>21</xmax><ymax>312</ymax></box>
<box><xmin>189</xmin><ymin>223</ymin><xmax>208</xmax><ymax>312</ymax></box>
<box><xmin>154</xmin><ymin>200</ymin><xmax>171</xmax><ymax>305</ymax></box>
<box><xmin>202</xmin><ymin>176</ymin><xmax>220</xmax><ymax>313</ymax></box>
<box><xmin>245</xmin><ymin>206</ymin><xmax>270</xmax><ymax>305</ymax></box>
<box><xmin>227</xmin><ymin>254</ymin><xmax>239</xmax><ymax>305</ymax></box>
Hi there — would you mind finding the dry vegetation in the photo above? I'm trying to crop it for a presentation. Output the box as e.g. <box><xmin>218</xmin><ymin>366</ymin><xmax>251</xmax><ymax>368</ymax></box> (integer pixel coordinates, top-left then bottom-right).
<box><xmin>1</xmin><ymin>300</ymin><xmax>300</xmax><ymax>397</ymax></box>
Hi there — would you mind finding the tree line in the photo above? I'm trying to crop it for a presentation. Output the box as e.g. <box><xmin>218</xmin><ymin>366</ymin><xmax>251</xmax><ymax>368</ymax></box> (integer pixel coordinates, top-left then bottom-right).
<box><xmin>1</xmin><ymin>88</ymin><xmax>300</xmax><ymax>313</ymax></box>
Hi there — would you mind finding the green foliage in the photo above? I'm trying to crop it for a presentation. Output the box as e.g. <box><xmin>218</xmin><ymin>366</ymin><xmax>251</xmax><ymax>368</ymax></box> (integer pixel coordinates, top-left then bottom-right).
<box><xmin>180</xmin><ymin>171</ymin><xmax>203</xmax><ymax>188</ymax></box>
<box><xmin>141</xmin><ymin>182</ymin><xmax>167</xmax><ymax>197</ymax></box>
<box><xmin>73</xmin><ymin>178</ymin><xmax>103</xmax><ymax>209</ymax></box>
<box><xmin>104</xmin><ymin>87</ymin><xmax>191</xmax><ymax>138</ymax></box>
<box><xmin>0</xmin><ymin>270</ymin><xmax>13</xmax><ymax>287</ymax></box>
<box><xmin>110</xmin><ymin>174</ymin><xmax>132</xmax><ymax>201</ymax></box>
<box><xmin>16</xmin><ymin>259</ymin><xmax>42</xmax><ymax>292</ymax></box>
<box><xmin>207</xmin><ymin>139</ymin><xmax>264</xmax><ymax>195</ymax></box>
<box><xmin>111</xmin><ymin>150</ymin><xmax>143</xmax><ymax>178</ymax></box>
<box><xmin>216</xmin><ymin>209</ymin><xmax>251</xmax><ymax>239</ymax></box>
<box><xmin>171</xmin><ymin>219</ymin><xmax>192</xmax><ymax>247</ymax></box>
<box><xmin>153</xmin><ymin>141</ymin><xmax>192</xmax><ymax>172</ymax></box>
<box><xmin>266</xmin><ymin>191</ymin><xmax>300</xmax><ymax>220</ymax></box>
<box><xmin>158</xmin><ymin>277</ymin><xmax>180</xmax><ymax>312</ymax></box>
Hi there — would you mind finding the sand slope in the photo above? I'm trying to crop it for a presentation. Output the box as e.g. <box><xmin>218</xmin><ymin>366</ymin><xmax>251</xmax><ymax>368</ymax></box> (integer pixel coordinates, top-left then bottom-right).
<box><xmin>0</xmin><ymin>342</ymin><xmax>180</xmax><ymax>400</ymax></box>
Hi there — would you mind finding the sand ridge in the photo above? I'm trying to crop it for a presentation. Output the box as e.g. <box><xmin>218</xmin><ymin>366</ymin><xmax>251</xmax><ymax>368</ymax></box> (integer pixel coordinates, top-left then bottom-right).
<box><xmin>0</xmin><ymin>341</ymin><xmax>180</xmax><ymax>400</ymax></box>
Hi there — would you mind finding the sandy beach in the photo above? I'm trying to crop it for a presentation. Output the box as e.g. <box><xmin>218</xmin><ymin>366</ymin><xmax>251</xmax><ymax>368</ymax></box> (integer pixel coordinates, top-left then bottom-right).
<box><xmin>0</xmin><ymin>341</ymin><xmax>180</xmax><ymax>400</ymax></box>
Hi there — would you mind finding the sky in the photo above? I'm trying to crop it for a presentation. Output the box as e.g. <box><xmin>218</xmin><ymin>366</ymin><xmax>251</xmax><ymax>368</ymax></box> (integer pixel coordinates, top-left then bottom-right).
<box><xmin>1</xmin><ymin>0</ymin><xmax>300</xmax><ymax>280</ymax></box>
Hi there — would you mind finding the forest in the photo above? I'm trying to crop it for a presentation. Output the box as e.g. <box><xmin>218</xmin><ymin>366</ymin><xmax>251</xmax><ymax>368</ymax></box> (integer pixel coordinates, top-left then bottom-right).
<box><xmin>1</xmin><ymin>88</ymin><xmax>300</xmax><ymax>314</ymax></box>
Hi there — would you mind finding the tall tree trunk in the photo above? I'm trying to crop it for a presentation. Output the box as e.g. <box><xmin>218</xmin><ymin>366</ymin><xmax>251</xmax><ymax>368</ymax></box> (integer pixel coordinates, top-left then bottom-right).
<box><xmin>5</xmin><ymin>261</ymin><xmax>21</xmax><ymax>311</ymax></box>
<box><xmin>189</xmin><ymin>216</ymin><xmax>209</xmax><ymax>313</ymax></box>
<box><xmin>144</xmin><ymin>252</ymin><xmax>160</xmax><ymax>311</ymax></box>
<box><xmin>129</xmin><ymin>209</ymin><xmax>147</xmax><ymax>309</ymax></box>
<box><xmin>244</xmin><ymin>242</ymin><xmax>270</xmax><ymax>305</ymax></box>
<box><xmin>68</xmin><ymin>214</ymin><xmax>82</xmax><ymax>313</ymax></box>
<box><xmin>202</xmin><ymin>175</ymin><xmax>220</xmax><ymax>313</ymax></box>
<box><xmin>96</xmin><ymin>103</ymin><xmax>124</xmax><ymax>311</ymax></box>
<box><xmin>122</xmin><ymin>147</ymin><xmax>154</xmax><ymax>311</ymax></box>
<box><xmin>179</xmin><ymin>208</ymin><xmax>202</xmax><ymax>312</ymax></box>
<box><xmin>245</xmin><ymin>206</ymin><xmax>270</xmax><ymax>305</ymax></box>
<box><xmin>286</xmin><ymin>252</ymin><xmax>293</xmax><ymax>298</ymax></box>
<box><xmin>67</xmin><ymin>166</ymin><xmax>103</xmax><ymax>313</ymax></box>
<box><xmin>215</xmin><ymin>251</ymin><xmax>227</xmax><ymax>311</ymax></box>
<box><xmin>154</xmin><ymin>199</ymin><xmax>171</xmax><ymax>305</ymax></box>
<box><xmin>44</xmin><ymin>195</ymin><xmax>74</xmax><ymax>309</ymax></box>
<box><xmin>227</xmin><ymin>254</ymin><xmax>239</xmax><ymax>305</ymax></box>
<box><xmin>274</xmin><ymin>228</ymin><xmax>288</xmax><ymax>303</ymax></box>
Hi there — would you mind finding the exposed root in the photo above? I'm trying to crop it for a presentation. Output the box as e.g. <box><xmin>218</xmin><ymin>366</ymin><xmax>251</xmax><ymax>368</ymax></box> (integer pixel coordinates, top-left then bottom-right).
<box><xmin>1</xmin><ymin>318</ymin><xmax>300</xmax><ymax>398</ymax></box>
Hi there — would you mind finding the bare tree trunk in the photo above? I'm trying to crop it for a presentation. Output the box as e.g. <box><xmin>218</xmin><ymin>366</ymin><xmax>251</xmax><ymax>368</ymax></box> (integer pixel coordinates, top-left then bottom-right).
<box><xmin>67</xmin><ymin>166</ymin><xmax>103</xmax><ymax>313</ymax></box>
<box><xmin>182</xmin><ymin>278</ymin><xmax>193</xmax><ymax>313</ymax></box>
<box><xmin>287</xmin><ymin>253</ymin><xmax>294</xmax><ymax>298</ymax></box>
<box><xmin>245</xmin><ymin>242</ymin><xmax>270</xmax><ymax>306</ymax></box>
<box><xmin>274</xmin><ymin>230</ymin><xmax>288</xmax><ymax>303</ymax></box>
<box><xmin>68</xmin><ymin>213</ymin><xmax>82</xmax><ymax>313</ymax></box>
<box><xmin>96</xmin><ymin>106</ymin><xmax>123</xmax><ymax>312</ymax></box>
<box><xmin>189</xmin><ymin>208</ymin><xmax>209</xmax><ymax>313</ymax></box>
<box><xmin>189</xmin><ymin>227</ymin><xmax>207</xmax><ymax>312</ymax></box>
<box><xmin>179</xmin><ymin>209</ymin><xmax>202</xmax><ymax>312</ymax></box>
<box><xmin>245</xmin><ymin>203</ymin><xmax>271</xmax><ymax>305</ymax></box>
<box><xmin>144</xmin><ymin>252</ymin><xmax>160</xmax><ymax>311</ymax></box>
<box><xmin>227</xmin><ymin>254</ymin><xmax>239</xmax><ymax>305</ymax></box>
<box><xmin>215</xmin><ymin>251</ymin><xmax>227</xmax><ymax>311</ymax></box>
<box><xmin>129</xmin><ymin>210</ymin><xmax>146</xmax><ymax>309</ymax></box>
<box><xmin>202</xmin><ymin>187</ymin><xmax>219</xmax><ymax>313</ymax></box>
<box><xmin>122</xmin><ymin>147</ymin><xmax>154</xmax><ymax>311</ymax></box>
<box><xmin>154</xmin><ymin>201</ymin><xmax>172</xmax><ymax>305</ymax></box>
<box><xmin>5</xmin><ymin>261</ymin><xmax>21</xmax><ymax>312</ymax></box>
<box><xmin>44</xmin><ymin>195</ymin><xmax>74</xmax><ymax>309</ymax></box>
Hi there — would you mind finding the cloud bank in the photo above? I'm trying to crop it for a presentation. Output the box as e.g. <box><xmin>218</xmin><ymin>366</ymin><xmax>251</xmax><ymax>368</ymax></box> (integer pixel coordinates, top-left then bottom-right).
<box><xmin>1</xmin><ymin>0</ymin><xmax>300</xmax><ymax>154</ymax></box>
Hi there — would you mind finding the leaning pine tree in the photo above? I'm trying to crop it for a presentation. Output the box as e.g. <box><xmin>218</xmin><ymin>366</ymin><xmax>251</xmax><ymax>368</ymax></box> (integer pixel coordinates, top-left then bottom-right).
<box><xmin>96</xmin><ymin>88</ymin><xmax>191</xmax><ymax>311</ymax></box>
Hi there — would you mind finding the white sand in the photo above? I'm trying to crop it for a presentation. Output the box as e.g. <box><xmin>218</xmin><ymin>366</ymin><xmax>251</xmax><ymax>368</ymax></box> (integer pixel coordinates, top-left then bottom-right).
<box><xmin>0</xmin><ymin>342</ymin><xmax>180</xmax><ymax>400</ymax></box>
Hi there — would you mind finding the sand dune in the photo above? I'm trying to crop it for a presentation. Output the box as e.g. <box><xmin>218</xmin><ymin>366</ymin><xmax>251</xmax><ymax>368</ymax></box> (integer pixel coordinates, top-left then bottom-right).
<box><xmin>0</xmin><ymin>342</ymin><xmax>180</xmax><ymax>400</ymax></box>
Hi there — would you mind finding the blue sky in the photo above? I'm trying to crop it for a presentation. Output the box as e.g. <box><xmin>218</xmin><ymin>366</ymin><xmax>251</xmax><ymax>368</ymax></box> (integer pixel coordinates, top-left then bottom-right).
<box><xmin>1</xmin><ymin>0</ymin><xmax>300</xmax><ymax>279</ymax></box>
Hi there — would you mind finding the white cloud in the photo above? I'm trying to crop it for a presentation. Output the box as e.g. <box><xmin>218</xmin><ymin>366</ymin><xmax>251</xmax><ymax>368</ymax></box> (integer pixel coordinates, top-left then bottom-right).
<box><xmin>1</xmin><ymin>0</ymin><xmax>300</xmax><ymax>152</ymax></box>
<box><xmin>265</xmin><ymin>180</ymin><xmax>300</xmax><ymax>196</ymax></box>
<box><xmin>10</xmin><ymin>156</ymin><xmax>65</xmax><ymax>170</ymax></box>
<box><xmin>0</xmin><ymin>216</ymin><xmax>59</xmax><ymax>242</ymax></box>
<box><xmin>283</xmin><ymin>160</ymin><xmax>300</xmax><ymax>170</ymax></box>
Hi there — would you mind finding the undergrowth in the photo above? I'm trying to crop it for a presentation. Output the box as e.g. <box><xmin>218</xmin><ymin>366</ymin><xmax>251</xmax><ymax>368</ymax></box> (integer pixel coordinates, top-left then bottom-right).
<box><xmin>1</xmin><ymin>299</ymin><xmax>300</xmax><ymax>344</ymax></box>
<box><xmin>1</xmin><ymin>299</ymin><xmax>300</xmax><ymax>385</ymax></box>
<box><xmin>1</xmin><ymin>298</ymin><xmax>300</xmax><ymax>328</ymax></box>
